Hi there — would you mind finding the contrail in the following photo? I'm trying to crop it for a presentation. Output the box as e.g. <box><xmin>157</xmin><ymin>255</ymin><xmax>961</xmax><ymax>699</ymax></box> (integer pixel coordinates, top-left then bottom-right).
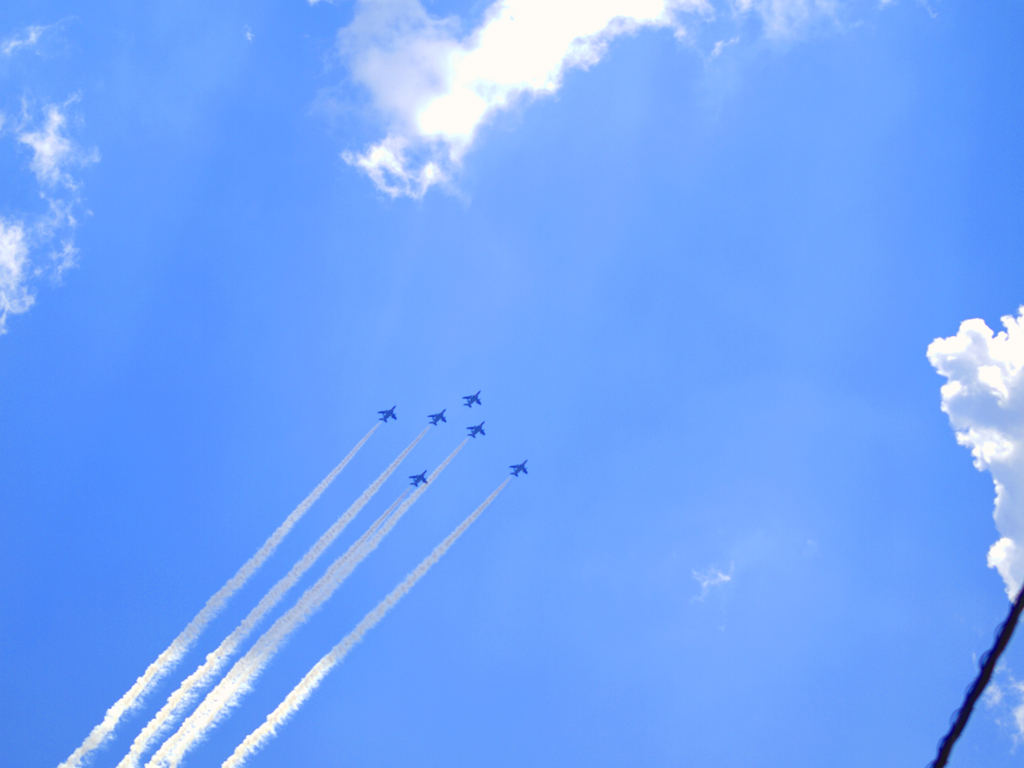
<box><xmin>57</xmin><ymin>423</ymin><xmax>379</xmax><ymax>768</ymax></box>
<box><xmin>222</xmin><ymin>478</ymin><xmax>510</xmax><ymax>768</ymax></box>
<box><xmin>148</xmin><ymin>439</ymin><xmax>469</xmax><ymax>768</ymax></box>
<box><xmin>116</xmin><ymin>428</ymin><xmax>427</xmax><ymax>768</ymax></box>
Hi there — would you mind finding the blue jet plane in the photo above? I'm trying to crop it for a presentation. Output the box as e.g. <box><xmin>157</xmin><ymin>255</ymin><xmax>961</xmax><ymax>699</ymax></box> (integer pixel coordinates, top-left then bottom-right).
<box><xmin>510</xmin><ymin>460</ymin><xmax>528</xmax><ymax>477</ymax></box>
<box><xmin>462</xmin><ymin>391</ymin><xmax>482</xmax><ymax>408</ymax></box>
<box><xmin>467</xmin><ymin>422</ymin><xmax>485</xmax><ymax>438</ymax></box>
<box><xmin>409</xmin><ymin>471</ymin><xmax>428</xmax><ymax>487</ymax></box>
<box><xmin>428</xmin><ymin>409</ymin><xmax>447</xmax><ymax>425</ymax></box>
<box><xmin>378</xmin><ymin>406</ymin><xmax>397</xmax><ymax>423</ymax></box>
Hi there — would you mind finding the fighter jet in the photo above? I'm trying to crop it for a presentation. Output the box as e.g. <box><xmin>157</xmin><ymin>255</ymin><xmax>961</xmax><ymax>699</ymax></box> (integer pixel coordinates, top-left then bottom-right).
<box><xmin>378</xmin><ymin>406</ymin><xmax>397</xmax><ymax>422</ymax></box>
<box><xmin>467</xmin><ymin>422</ymin><xmax>485</xmax><ymax>438</ymax></box>
<box><xmin>510</xmin><ymin>460</ymin><xmax>528</xmax><ymax>477</ymax></box>
<box><xmin>409</xmin><ymin>471</ymin><xmax>428</xmax><ymax>487</ymax></box>
<box><xmin>462</xmin><ymin>391</ymin><xmax>482</xmax><ymax>408</ymax></box>
<box><xmin>428</xmin><ymin>409</ymin><xmax>447</xmax><ymax>425</ymax></box>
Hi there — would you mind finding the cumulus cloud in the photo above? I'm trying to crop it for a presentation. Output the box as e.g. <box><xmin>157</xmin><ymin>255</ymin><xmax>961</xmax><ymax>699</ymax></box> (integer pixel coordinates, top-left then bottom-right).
<box><xmin>333</xmin><ymin>0</ymin><xmax>713</xmax><ymax>197</ymax></box>
<box><xmin>692</xmin><ymin>564</ymin><xmax>733</xmax><ymax>600</ymax></box>
<box><xmin>324</xmin><ymin>0</ymin><xmax>842</xmax><ymax>197</ymax></box>
<box><xmin>928</xmin><ymin>308</ymin><xmax>1024</xmax><ymax>598</ymax></box>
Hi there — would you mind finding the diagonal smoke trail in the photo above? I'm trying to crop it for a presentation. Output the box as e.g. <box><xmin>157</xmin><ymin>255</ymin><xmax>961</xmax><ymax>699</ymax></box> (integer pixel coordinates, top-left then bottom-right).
<box><xmin>148</xmin><ymin>439</ymin><xmax>470</xmax><ymax>768</ymax></box>
<box><xmin>58</xmin><ymin>423</ymin><xmax>379</xmax><ymax>768</ymax></box>
<box><xmin>222</xmin><ymin>478</ymin><xmax>511</xmax><ymax>768</ymax></box>
<box><xmin>116</xmin><ymin>429</ymin><xmax>427</xmax><ymax>768</ymax></box>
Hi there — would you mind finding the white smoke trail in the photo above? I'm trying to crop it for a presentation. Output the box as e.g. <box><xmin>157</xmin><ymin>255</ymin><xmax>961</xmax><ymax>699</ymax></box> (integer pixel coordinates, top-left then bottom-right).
<box><xmin>148</xmin><ymin>439</ymin><xmax>469</xmax><ymax>768</ymax></box>
<box><xmin>223</xmin><ymin>478</ymin><xmax>510</xmax><ymax>767</ymax></box>
<box><xmin>58</xmin><ymin>424</ymin><xmax>379</xmax><ymax>768</ymax></box>
<box><xmin>116</xmin><ymin>429</ymin><xmax>426</xmax><ymax>768</ymax></box>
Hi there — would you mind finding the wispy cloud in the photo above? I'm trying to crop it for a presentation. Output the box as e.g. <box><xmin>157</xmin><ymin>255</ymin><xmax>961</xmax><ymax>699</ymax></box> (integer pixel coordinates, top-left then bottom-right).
<box><xmin>0</xmin><ymin>219</ymin><xmax>35</xmax><ymax>334</ymax></box>
<box><xmin>17</xmin><ymin>99</ymin><xmax>99</xmax><ymax>188</ymax></box>
<box><xmin>707</xmin><ymin>35</ymin><xmax>739</xmax><ymax>61</ymax></box>
<box><xmin>322</xmin><ymin>0</ymin><xmax>846</xmax><ymax>197</ymax></box>
<box><xmin>1</xmin><ymin>24</ymin><xmax>48</xmax><ymax>57</ymax></box>
<box><xmin>692</xmin><ymin>563</ymin><xmax>733</xmax><ymax>600</ymax></box>
<box><xmin>985</xmin><ymin>665</ymin><xmax>1024</xmax><ymax>744</ymax></box>
<box><xmin>0</xmin><ymin>96</ymin><xmax>98</xmax><ymax>334</ymax></box>
<box><xmin>732</xmin><ymin>0</ymin><xmax>837</xmax><ymax>38</ymax></box>
<box><xmin>928</xmin><ymin>308</ymin><xmax>1024</xmax><ymax>598</ymax></box>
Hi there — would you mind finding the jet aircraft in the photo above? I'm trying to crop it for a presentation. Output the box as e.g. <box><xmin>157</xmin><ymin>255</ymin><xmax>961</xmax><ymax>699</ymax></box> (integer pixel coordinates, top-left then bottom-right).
<box><xmin>409</xmin><ymin>471</ymin><xmax>428</xmax><ymax>487</ymax></box>
<box><xmin>510</xmin><ymin>460</ymin><xmax>528</xmax><ymax>477</ymax></box>
<box><xmin>467</xmin><ymin>422</ymin><xmax>485</xmax><ymax>438</ymax></box>
<box><xmin>428</xmin><ymin>409</ymin><xmax>447</xmax><ymax>425</ymax></box>
<box><xmin>378</xmin><ymin>406</ymin><xmax>397</xmax><ymax>423</ymax></box>
<box><xmin>462</xmin><ymin>391</ymin><xmax>482</xmax><ymax>408</ymax></box>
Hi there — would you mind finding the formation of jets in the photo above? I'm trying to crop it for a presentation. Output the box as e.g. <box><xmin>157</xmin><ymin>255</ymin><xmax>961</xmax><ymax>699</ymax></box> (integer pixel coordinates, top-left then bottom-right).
<box><xmin>378</xmin><ymin>392</ymin><xmax>527</xmax><ymax>479</ymax></box>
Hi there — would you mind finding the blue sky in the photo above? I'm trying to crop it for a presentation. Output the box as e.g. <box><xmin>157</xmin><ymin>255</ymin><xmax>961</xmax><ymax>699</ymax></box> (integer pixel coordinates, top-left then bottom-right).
<box><xmin>1</xmin><ymin>1</ymin><xmax>1023</xmax><ymax>766</ymax></box>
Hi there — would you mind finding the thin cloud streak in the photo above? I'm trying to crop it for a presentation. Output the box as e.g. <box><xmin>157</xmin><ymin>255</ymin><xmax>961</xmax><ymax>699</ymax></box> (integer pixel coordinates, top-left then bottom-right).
<box><xmin>222</xmin><ymin>478</ymin><xmax>511</xmax><ymax>768</ymax></box>
<box><xmin>116</xmin><ymin>429</ymin><xmax>424</xmax><ymax>768</ymax></box>
<box><xmin>58</xmin><ymin>424</ymin><xmax>378</xmax><ymax>768</ymax></box>
<box><xmin>148</xmin><ymin>439</ymin><xmax>470</xmax><ymax>768</ymax></box>
<box><xmin>1</xmin><ymin>24</ymin><xmax>48</xmax><ymax>56</ymax></box>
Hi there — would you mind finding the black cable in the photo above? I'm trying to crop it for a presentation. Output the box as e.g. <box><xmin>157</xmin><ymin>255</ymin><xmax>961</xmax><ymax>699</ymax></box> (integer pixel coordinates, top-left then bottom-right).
<box><xmin>929</xmin><ymin>585</ymin><xmax>1024</xmax><ymax>768</ymax></box>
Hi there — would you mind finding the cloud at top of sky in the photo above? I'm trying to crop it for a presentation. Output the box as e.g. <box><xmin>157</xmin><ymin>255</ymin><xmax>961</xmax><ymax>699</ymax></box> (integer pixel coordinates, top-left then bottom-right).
<box><xmin>928</xmin><ymin>308</ymin><xmax>1024</xmax><ymax>598</ymax></box>
<box><xmin>322</xmin><ymin>0</ymin><xmax>841</xmax><ymax>198</ymax></box>
<box><xmin>734</xmin><ymin>0</ymin><xmax>837</xmax><ymax>36</ymax></box>
<box><xmin>0</xmin><ymin>97</ymin><xmax>98</xmax><ymax>334</ymax></box>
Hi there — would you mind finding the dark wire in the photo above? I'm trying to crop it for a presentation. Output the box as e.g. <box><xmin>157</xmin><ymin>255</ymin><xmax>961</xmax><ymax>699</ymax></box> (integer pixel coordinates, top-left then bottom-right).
<box><xmin>929</xmin><ymin>585</ymin><xmax>1024</xmax><ymax>768</ymax></box>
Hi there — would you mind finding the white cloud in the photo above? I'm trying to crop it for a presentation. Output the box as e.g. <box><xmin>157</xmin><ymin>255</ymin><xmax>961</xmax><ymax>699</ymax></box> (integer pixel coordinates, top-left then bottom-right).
<box><xmin>17</xmin><ymin>101</ymin><xmax>99</xmax><ymax>188</ymax></box>
<box><xmin>985</xmin><ymin>665</ymin><xmax>1024</xmax><ymax>744</ymax></box>
<box><xmin>0</xmin><ymin>219</ymin><xmax>35</xmax><ymax>334</ymax></box>
<box><xmin>1</xmin><ymin>24</ymin><xmax>48</xmax><ymax>57</ymax></box>
<box><xmin>692</xmin><ymin>563</ymin><xmax>733</xmax><ymax>600</ymax></box>
<box><xmin>707</xmin><ymin>35</ymin><xmax>740</xmax><ymax>61</ymax></box>
<box><xmin>324</xmin><ymin>0</ymin><xmax>845</xmax><ymax>197</ymax></box>
<box><xmin>335</xmin><ymin>0</ymin><xmax>712</xmax><ymax>197</ymax></box>
<box><xmin>928</xmin><ymin>308</ymin><xmax>1024</xmax><ymax>598</ymax></box>
<box><xmin>732</xmin><ymin>0</ymin><xmax>837</xmax><ymax>37</ymax></box>
<box><xmin>0</xmin><ymin>98</ymin><xmax>97</xmax><ymax>335</ymax></box>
